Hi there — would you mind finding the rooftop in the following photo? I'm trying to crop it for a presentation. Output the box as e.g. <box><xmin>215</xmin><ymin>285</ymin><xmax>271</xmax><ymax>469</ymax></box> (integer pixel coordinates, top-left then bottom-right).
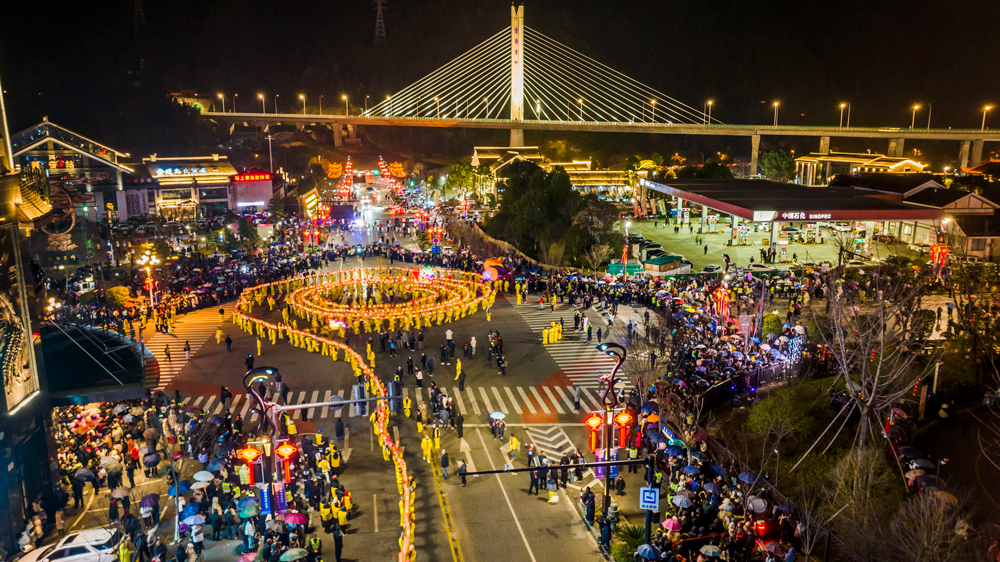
<box><xmin>903</xmin><ymin>187</ymin><xmax>970</xmax><ymax>208</ymax></box>
<box><xmin>828</xmin><ymin>173</ymin><xmax>943</xmax><ymax>194</ymax></box>
<box><xmin>641</xmin><ymin>178</ymin><xmax>944</xmax><ymax>222</ymax></box>
<box><xmin>954</xmin><ymin>214</ymin><xmax>1000</xmax><ymax>238</ymax></box>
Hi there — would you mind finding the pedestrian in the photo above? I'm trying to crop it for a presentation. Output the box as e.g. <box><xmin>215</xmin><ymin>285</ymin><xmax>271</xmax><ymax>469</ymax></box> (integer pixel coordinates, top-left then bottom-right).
<box><xmin>245</xmin><ymin>354</ymin><xmax>254</xmax><ymax>371</ymax></box>
<box><xmin>225</xmin><ymin>335</ymin><xmax>233</xmax><ymax>352</ymax></box>
<box><xmin>440</xmin><ymin>449</ymin><xmax>450</xmax><ymax>479</ymax></box>
<box><xmin>457</xmin><ymin>370</ymin><xmax>466</xmax><ymax>391</ymax></box>
<box><xmin>333</xmin><ymin>522</ymin><xmax>344</xmax><ymax>561</ymax></box>
<box><xmin>456</xmin><ymin>414</ymin><xmax>464</xmax><ymax>438</ymax></box>
<box><xmin>164</xmin><ymin>344</ymin><xmax>171</xmax><ymax>363</ymax></box>
<box><xmin>528</xmin><ymin>466</ymin><xmax>540</xmax><ymax>495</ymax></box>
<box><xmin>470</xmin><ymin>336</ymin><xmax>477</xmax><ymax>355</ymax></box>
<box><xmin>573</xmin><ymin>385</ymin><xmax>581</xmax><ymax>410</ymax></box>
<box><xmin>704</xmin><ymin>244</ymin><xmax>708</xmax><ymax>255</ymax></box>
<box><xmin>597</xmin><ymin>327</ymin><xmax>603</xmax><ymax>343</ymax></box>
<box><xmin>458</xmin><ymin>460</ymin><xmax>467</xmax><ymax>487</ymax></box>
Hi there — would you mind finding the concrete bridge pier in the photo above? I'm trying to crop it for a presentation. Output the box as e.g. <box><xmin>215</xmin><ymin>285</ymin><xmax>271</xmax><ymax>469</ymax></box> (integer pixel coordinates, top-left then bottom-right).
<box><xmin>959</xmin><ymin>140</ymin><xmax>971</xmax><ymax>170</ymax></box>
<box><xmin>333</xmin><ymin>123</ymin><xmax>343</xmax><ymax>147</ymax></box>
<box><xmin>510</xmin><ymin>129</ymin><xmax>524</xmax><ymax>147</ymax></box>
<box><xmin>887</xmin><ymin>138</ymin><xmax>905</xmax><ymax>157</ymax></box>
<box><xmin>749</xmin><ymin>134</ymin><xmax>761</xmax><ymax>176</ymax></box>
<box><xmin>972</xmin><ymin>139</ymin><xmax>985</xmax><ymax>167</ymax></box>
<box><xmin>818</xmin><ymin>136</ymin><xmax>830</xmax><ymax>154</ymax></box>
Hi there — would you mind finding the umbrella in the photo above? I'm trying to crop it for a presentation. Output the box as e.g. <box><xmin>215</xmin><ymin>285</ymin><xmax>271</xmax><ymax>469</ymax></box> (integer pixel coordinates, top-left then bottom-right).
<box><xmin>700</xmin><ymin>545</ymin><xmax>721</xmax><ymax>557</ymax></box>
<box><xmin>75</xmin><ymin>468</ymin><xmax>95</xmax><ymax>481</ymax></box>
<box><xmin>106</xmin><ymin>462</ymin><xmax>123</xmax><ymax>475</ymax></box>
<box><xmin>912</xmin><ymin>458</ymin><xmax>935</xmax><ymax>469</ymax></box>
<box><xmin>112</xmin><ymin>404</ymin><xmax>129</xmax><ymax>414</ymax></box>
<box><xmin>668</xmin><ymin>439</ymin><xmax>687</xmax><ymax>448</ymax></box>
<box><xmin>904</xmin><ymin>469</ymin><xmax>926</xmax><ymax>479</ymax></box>
<box><xmin>122</xmin><ymin>414</ymin><xmax>137</xmax><ymax>423</ymax></box>
<box><xmin>934</xmin><ymin>491</ymin><xmax>958</xmax><ymax>505</ymax></box>
<box><xmin>237</xmin><ymin>497</ymin><xmax>259</xmax><ymax>509</ymax></box>
<box><xmin>142</xmin><ymin>453</ymin><xmax>161</xmax><ymax>468</ymax></box>
<box><xmin>662</xmin><ymin>518</ymin><xmax>682</xmax><ymax>531</ymax></box>
<box><xmin>489</xmin><ymin>412</ymin><xmax>506</xmax><ymax>420</ymax></box>
<box><xmin>682</xmin><ymin>465</ymin><xmax>701</xmax><ymax>475</ymax></box>
<box><xmin>692</xmin><ymin>432</ymin><xmax>708</xmax><ymax>443</ymax></box>
<box><xmin>691</xmin><ymin>451</ymin><xmax>708</xmax><ymax>461</ymax></box>
<box><xmin>266</xmin><ymin>520</ymin><xmax>287</xmax><ymax>532</ymax></box>
<box><xmin>171</xmin><ymin>451</ymin><xmax>184</xmax><ymax>460</ymax></box>
<box><xmin>914</xmin><ymin>474</ymin><xmax>945</xmax><ymax>489</ymax></box>
<box><xmin>140</xmin><ymin>493</ymin><xmax>160</xmax><ymax>507</ymax></box>
<box><xmin>139</xmin><ymin>446</ymin><xmax>156</xmax><ymax>456</ymax></box>
<box><xmin>898</xmin><ymin>446</ymin><xmax>923</xmax><ymax>459</ymax></box>
<box><xmin>739</xmin><ymin>472</ymin><xmax>755</xmax><ymax>484</ymax></box>
<box><xmin>712</xmin><ymin>465</ymin><xmax>725</xmax><ymax>476</ymax></box>
<box><xmin>143</xmin><ymin>428</ymin><xmax>160</xmax><ymax>440</ymax></box>
<box><xmin>207</xmin><ymin>459</ymin><xmax>226</xmax><ymax>471</ymax></box>
<box><xmin>675</xmin><ymin>489</ymin><xmax>696</xmax><ymax>499</ymax></box>
<box><xmin>100</xmin><ymin>456</ymin><xmax>119</xmax><ymax>467</ymax></box>
<box><xmin>646</xmin><ymin>414</ymin><xmax>660</xmax><ymax>423</ymax></box>
<box><xmin>240</xmin><ymin>506</ymin><xmax>261</xmax><ymax>518</ymax></box>
<box><xmin>666</xmin><ymin>446</ymin><xmax>683</xmax><ymax>457</ymax></box>
<box><xmin>181</xmin><ymin>503</ymin><xmax>200</xmax><ymax>518</ymax></box>
<box><xmin>763</xmin><ymin>542</ymin><xmax>785</xmax><ymax>555</ymax></box>
<box><xmin>704</xmin><ymin>482</ymin><xmax>722</xmax><ymax>494</ymax></box>
<box><xmin>671</xmin><ymin>496</ymin><xmax>692</xmax><ymax>508</ymax></box>
<box><xmin>190</xmin><ymin>481</ymin><xmax>210</xmax><ymax>490</ymax></box>
<box><xmin>183</xmin><ymin>515</ymin><xmax>206</xmax><ymax>525</ymax></box>
<box><xmin>636</xmin><ymin>544</ymin><xmax>661</xmax><ymax>559</ymax></box>
<box><xmin>279</xmin><ymin>548</ymin><xmax>308</xmax><ymax>562</ymax></box>
<box><xmin>193</xmin><ymin>471</ymin><xmax>215</xmax><ymax>482</ymax></box>
<box><xmin>167</xmin><ymin>481</ymin><xmax>191</xmax><ymax>496</ymax></box>
<box><xmin>111</xmin><ymin>487</ymin><xmax>131</xmax><ymax>498</ymax></box>
<box><xmin>238</xmin><ymin>554</ymin><xmax>258</xmax><ymax>562</ymax></box>
<box><xmin>749</xmin><ymin>498</ymin><xmax>767</xmax><ymax>513</ymax></box>
<box><xmin>130</xmin><ymin>406</ymin><xmax>146</xmax><ymax>416</ymax></box>
<box><xmin>184</xmin><ymin>405</ymin><xmax>202</xmax><ymax>413</ymax></box>
<box><xmin>284</xmin><ymin>512</ymin><xmax>308</xmax><ymax>525</ymax></box>
<box><xmin>782</xmin><ymin>323</ymin><xmax>794</xmax><ymax>328</ymax></box>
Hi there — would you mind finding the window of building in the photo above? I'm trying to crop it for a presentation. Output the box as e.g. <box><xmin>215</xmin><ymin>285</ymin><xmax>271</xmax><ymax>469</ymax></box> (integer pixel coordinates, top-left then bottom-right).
<box><xmin>971</xmin><ymin>239</ymin><xmax>987</xmax><ymax>252</ymax></box>
<box><xmin>902</xmin><ymin>225</ymin><xmax>913</xmax><ymax>235</ymax></box>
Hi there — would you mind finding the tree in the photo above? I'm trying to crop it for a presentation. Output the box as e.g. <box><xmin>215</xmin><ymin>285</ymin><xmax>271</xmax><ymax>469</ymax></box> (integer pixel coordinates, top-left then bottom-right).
<box><xmin>760</xmin><ymin>150</ymin><xmax>796</xmax><ymax>182</ymax></box>
<box><xmin>223</xmin><ymin>208</ymin><xmax>238</xmax><ymax>225</ymax></box>
<box><xmin>887</xmin><ymin>494</ymin><xmax>977</xmax><ymax>562</ymax></box>
<box><xmin>236</xmin><ymin>217</ymin><xmax>261</xmax><ymax>251</ymax></box>
<box><xmin>265</xmin><ymin>195</ymin><xmax>286</xmax><ymax>223</ymax></box>
<box><xmin>699</xmin><ymin>159</ymin><xmax>734</xmax><ymax>179</ymax></box>
<box><xmin>540</xmin><ymin>242</ymin><xmax>565</xmax><ymax>267</ymax></box>
<box><xmin>585</xmin><ymin>244</ymin><xmax>613</xmax><ymax>272</ymax></box>
<box><xmin>106</xmin><ymin>286</ymin><xmax>131</xmax><ymax>309</ymax></box>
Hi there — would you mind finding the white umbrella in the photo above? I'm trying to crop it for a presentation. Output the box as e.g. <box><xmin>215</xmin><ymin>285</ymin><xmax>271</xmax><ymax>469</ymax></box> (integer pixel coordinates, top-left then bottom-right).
<box><xmin>193</xmin><ymin>471</ymin><xmax>215</xmax><ymax>482</ymax></box>
<box><xmin>190</xmin><ymin>481</ymin><xmax>210</xmax><ymax>490</ymax></box>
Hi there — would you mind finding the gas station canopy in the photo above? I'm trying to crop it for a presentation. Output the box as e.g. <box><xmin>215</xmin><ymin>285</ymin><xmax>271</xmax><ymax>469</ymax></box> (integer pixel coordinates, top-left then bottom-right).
<box><xmin>640</xmin><ymin>178</ymin><xmax>944</xmax><ymax>222</ymax></box>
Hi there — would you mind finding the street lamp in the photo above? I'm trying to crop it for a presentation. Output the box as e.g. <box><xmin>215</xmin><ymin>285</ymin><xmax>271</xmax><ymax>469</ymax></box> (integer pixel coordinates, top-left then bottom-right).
<box><xmin>483</xmin><ymin>97</ymin><xmax>488</xmax><ymax>118</ymax></box>
<box><xmin>234</xmin><ymin>93</ymin><xmax>238</xmax><ymax>112</ymax></box>
<box><xmin>535</xmin><ymin>98</ymin><xmax>541</xmax><ymax>119</ymax></box>
<box><xmin>911</xmin><ymin>105</ymin><xmax>920</xmax><ymax>129</ymax></box>
<box><xmin>300</xmin><ymin>94</ymin><xmax>306</xmax><ymax>114</ymax></box>
<box><xmin>839</xmin><ymin>103</ymin><xmax>846</xmax><ymax>127</ymax></box>
<box><xmin>137</xmin><ymin>251</ymin><xmax>160</xmax><ymax>305</ymax></box>
<box><xmin>365</xmin><ymin>95</ymin><xmax>369</xmax><ymax>114</ymax></box>
<box><xmin>983</xmin><ymin>106</ymin><xmax>993</xmax><ymax>130</ymax></box>
<box><xmin>926</xmin><ymin>103</ymin><xmax>933</xmax><ymax>130</ymax></box>
<box><xmin>706</xmin><ymin>100</ymin><xmax>712</xmax><ymax>125</ymax></box>
<box><xmin>319</xmin><ymin>95</ymin><xmax>323</xmax><ymax>114</ymax></box>
<box><xmin>342</xmin><ymin>95</ymin><xmax>348</xmax><ymax>115</ymax></box>
<box><xmin>578</xmin><ymin>98</ymin><xmax>584</xmax><ymax>121</ymax></box>
<box><xmin>258</xmin><ymin>94</ymin><xmax>265</xmax><ymax>113</ymax></box>
<box><xmin>387</xmin><ymin>95</ymin><xmax>392</xmax><ymax>116</ymax></box>
<box><xmin>773</xmin><ymin>101</ymin><xmax>779</xmax><ymax>127</ymax></box>
<box><xmin>217</xmin><ymin>93</ymin><xmax>225</xmax><ymax>113</ymax></box>
<box><xmin>650</xmin><ymin>99</ymin><xmax>656</xmax><ymax>123</ymax></box>
<box><xmin>434</xmin><ymin>96</ymin><xmax>440</xmax><ymax>118</ymax></box>
<box><xmin>274</xmin><ymin>95</ymin><xmax>279</xmax><ymax>114</ymax></box>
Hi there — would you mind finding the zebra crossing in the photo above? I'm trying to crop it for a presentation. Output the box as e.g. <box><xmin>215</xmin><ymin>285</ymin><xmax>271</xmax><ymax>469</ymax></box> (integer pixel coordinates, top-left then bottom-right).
<box><xmin>145</xmin><ymin>308</ymin><xmax>225</xmax><ymax>390</ymax></box>
<box><xmin>175</xmin><ymin>383</ymin><xmax>604</xmax><ymax>423</ymax></box>
<box><xmin>511</xmin><ymin>304</ymin><xmax>622</xmax><ymax>389</ymax></box>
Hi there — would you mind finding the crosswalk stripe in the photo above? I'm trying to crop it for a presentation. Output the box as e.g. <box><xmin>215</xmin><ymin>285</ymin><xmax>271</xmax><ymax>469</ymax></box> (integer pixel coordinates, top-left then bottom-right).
<box><xmin>529</xmin><ymin>387</ymin><xmax>550</xmax><ymax>414</ymax></box>
<box><xmin>412</xmin><ymin>386</ymin><xmax>423</xmax><ymax>408</ymax></box>
<box><xmin>466</xmin><ymin>388</ymin><xmax>481</xmax><ymax>415</ymax></box>
<box><xmin>336</xmin><ymin>390</ymin><xmax>345</xmax><ymax>418</ymax></box>
<box><xmin>322</xmin><ymin>391</ymin><xmax>332</xmax><ymax>418</ymax></box>
<box><xmin>581</xmin><ymin>387</ymin><xmax>602</xmax><ymax>412</ymax></box>
<box><xmin>516</xmin><ymin>387</ymin><xmax>537</xmax><ymax>415</ymax></box>
<box><xmin>543</xmin><ymin>386</ymin><xmax>565</xmax><ymax>415</ymax></box>
<box><xmin>230</xmin><ymin>394</ymin><xmax>241</xmax><ymax>412</ymax></box>
<box><xmin>193</xmin><ymin>396</ymin><xmax>204</xmax><ymax>407</ymax></box>
<box><xmin>504</xmin><ymin>387</ymin><xmax>521</xmax><ymax>415</ymax></box>
<box><xmin>240</xmin><ymin>398</ymin><xmax>251</xmax><ymax>419</ymax></box>
<box><xmin>478</xmin><ymin>387</ymin><xmax>494</xmax><ymax>414</ymax></box>
<box><xmin>292</xmin><ymin>391</ymin><xmax>306</xmax><ymax>419</ymax></box>
<box><xmin>308</xmin><ymin>391</ymin><xmax>319</xmax><ymax>419</ymax></box>
<box><xmin>491</xmin><ymin>387</ymin><xmax>508</xmax><ymax>414</ymax></box>
<box><xmin>451</xmin><ymin>388</ymin><xmax>467</xmax><ymax>415</ymax></box>
<box><xmin>553</xmin><ymin>386</ymin><xmax>575</xmax><ymax>412</ymax></box>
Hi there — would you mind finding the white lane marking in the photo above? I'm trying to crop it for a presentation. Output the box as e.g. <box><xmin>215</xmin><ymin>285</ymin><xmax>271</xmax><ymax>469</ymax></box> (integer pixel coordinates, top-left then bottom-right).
<box><xmin>529</xmin><ymin>387</ymin><xmax>551</xmax><ymax>414</ymax></box>
<box><xmin>543</xmin><ymin>386</ymin><xmax>566</xmax><ymax>415</ymax></box>
<box><xmin>504</xmin><ymin>387</ymin><xmax>522</xmax><ymax>415</ymax></box>
<box><xmin>475</xmin><ymin>428</ymin><xmax>538</xmax><ymax>562</ymax></box>
<box><xmin>517</xmin><ymin>387</ymin><xmax>537</xmax><ymax>415</ymax></box>
<box><xmin>322</xmin><ymin>390</ymin><xmax>332</xmax><ymax>418</ymax></box>
<box><xmin>478</xmin><ymin>387</ymin><xmax>494</xmax><ymax>414</ymax></box>
<box><xmin>491</xmin><ymin>387</ymin><xmax>508</xmax><ymax>414</ymax></box>
<box><xmin>452</xmin><ymin>387</ymin><xmax>467</xmax><ymax>415</ymax></box>
<box><xmin>307</xmin><ymin>391</ymin><xmax>319</xmax><ymax>419</ymax></box>
<box><xmin>467</xmin><ymin>387</ymin><xmax>481</xmax><ymax>415</ymax></box>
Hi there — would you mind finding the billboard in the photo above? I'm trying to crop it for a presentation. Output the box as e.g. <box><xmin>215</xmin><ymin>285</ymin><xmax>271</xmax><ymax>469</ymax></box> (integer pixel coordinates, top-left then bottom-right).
<box><xmin>0</xmin><ymin>225</ymin><xmax>40</xmax><ymax>412</ymax></box>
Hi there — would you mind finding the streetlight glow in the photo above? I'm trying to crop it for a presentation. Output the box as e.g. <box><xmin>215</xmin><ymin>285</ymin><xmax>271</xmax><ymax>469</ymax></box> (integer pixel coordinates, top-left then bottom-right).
<box><xmin>984</xmin><ymin>106</ymin><xmax>993</xmax><ymax>130</ymax></box>
<box><xmin>299</xmin><ymin>94</ymin><xmax>306</xmax><ymax>114</ymax></box>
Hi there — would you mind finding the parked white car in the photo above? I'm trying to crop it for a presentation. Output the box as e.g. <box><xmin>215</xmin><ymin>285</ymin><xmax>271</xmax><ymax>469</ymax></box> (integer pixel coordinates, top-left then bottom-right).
<box><xmin>18</xmin><ymin>529</ymin><xmax>122</xmax><ymax>562</ymax></box>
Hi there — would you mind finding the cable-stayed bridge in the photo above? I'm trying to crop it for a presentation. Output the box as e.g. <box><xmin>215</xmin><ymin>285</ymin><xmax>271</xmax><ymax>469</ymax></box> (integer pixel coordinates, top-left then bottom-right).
<box><xmin>202</xmin><ymin>6</ymin><xmax>999</xmax><ymax>172</ymax></box>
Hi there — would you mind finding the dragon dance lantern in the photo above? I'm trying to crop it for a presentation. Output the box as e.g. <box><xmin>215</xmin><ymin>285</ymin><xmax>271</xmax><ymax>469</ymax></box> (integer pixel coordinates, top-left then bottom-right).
<box><xmin>417</xmin><ymin>266</ymin><xmax>437</xmax><ymax>284</ymax></box>
<box><xmin>713</xmin><ymin>285</ymin><xmax>731</xmax><ymax>319</ymax></box>
<box><xmin>482</xmin><ymin>259</ymin><xmax>505</xmax><ymax>281</ymax></box>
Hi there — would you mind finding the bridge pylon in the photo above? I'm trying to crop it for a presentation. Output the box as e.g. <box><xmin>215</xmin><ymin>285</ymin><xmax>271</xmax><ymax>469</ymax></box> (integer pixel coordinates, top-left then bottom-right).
<box><xmin>510</xmin><ymin>5</ymin><xmax>525</xmax><ymax>147</ymax></box>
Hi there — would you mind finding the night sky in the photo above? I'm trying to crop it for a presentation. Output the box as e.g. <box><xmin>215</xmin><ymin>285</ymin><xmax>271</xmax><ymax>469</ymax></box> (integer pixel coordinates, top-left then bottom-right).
<box><xmin>2</xmin><ymin>0</ymin><xmax>997</xmax><ymax>160</ymax></box>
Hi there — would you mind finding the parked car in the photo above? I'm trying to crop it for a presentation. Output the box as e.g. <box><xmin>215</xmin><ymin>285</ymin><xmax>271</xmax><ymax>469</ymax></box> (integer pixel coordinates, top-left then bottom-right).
<box><xmin>748</xmin><ymin>263</ymin><xmax>774</xmax><ymax>272</ymax></box>
<box><xmin>18</xmin><ymin>529</ymin><xmax>123</xmax><ymax>562</ymax></box>
<box><xmin>703</xmin><ymin>264</ymin><xmax>723</xmax><ymax>273</ymax></box>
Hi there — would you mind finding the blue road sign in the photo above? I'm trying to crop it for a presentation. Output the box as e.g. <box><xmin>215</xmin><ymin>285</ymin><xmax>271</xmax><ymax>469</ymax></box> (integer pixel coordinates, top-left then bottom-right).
<box><xmin>639</xmin><ymin>486</ymin><xmax>659</xmax><ymax>511</ymax></box>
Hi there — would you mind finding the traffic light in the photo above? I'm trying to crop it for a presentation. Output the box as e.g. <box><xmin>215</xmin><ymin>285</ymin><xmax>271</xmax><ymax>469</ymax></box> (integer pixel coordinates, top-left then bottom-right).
<box><xmin>352</xmin><ymin>384</ymin><xmax>368</xmax><ymax>417</ymax></box>
<box><xmin>389</xmin><ymin>381</ymin><xmax>401</xmax><ymax>413</ymax></box>
<box><xmin>585</xmin><ymin>413</ymin><xmax>603</xmax><ymax>452</ymax></box>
